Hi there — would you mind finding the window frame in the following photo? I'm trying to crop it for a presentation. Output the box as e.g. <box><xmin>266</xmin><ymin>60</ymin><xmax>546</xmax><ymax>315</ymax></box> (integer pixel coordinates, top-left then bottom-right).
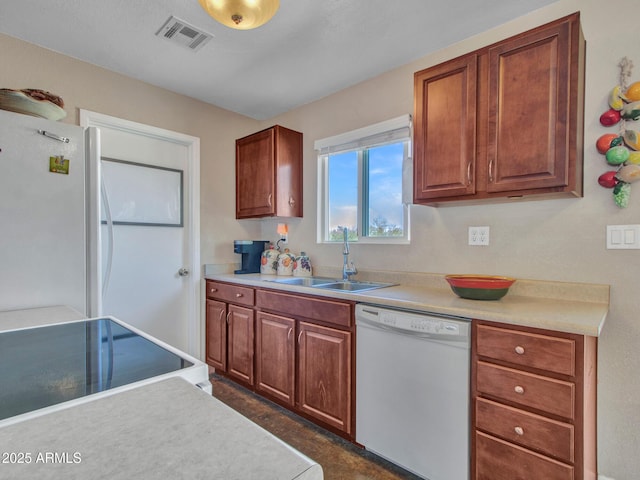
<box><xmin>316</xmin><ymin>119</ymin><xmax>411</xmax><ymax>245</ymax></box>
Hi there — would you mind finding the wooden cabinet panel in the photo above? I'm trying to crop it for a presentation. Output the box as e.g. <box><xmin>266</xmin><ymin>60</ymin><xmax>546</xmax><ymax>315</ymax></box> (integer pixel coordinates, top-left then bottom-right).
<box><xmin>487</xmin><ymin>18</ymin><xmax>574</xmax><ymax>193</ymax></box>
<box><xmin>472</xmin><ymin>319</ymin><xmax>597</xmax><ymax>480</ymax></box>
<box><xmin>236</xmin><ymin>125</ymin><xmax>302</xmax><ymax>219</ymax></box>
<box><xmin>206</xmin><ymin>282</ymin><xmax>355</xmax><ymax>439</ymax></box>
<box><xmin>236</xmin><ymin>128</ymin><xmax>275</xmax><ymax>218</ymax></box>
<box><xmin>274</xmin><ymin>126</ymin><xmax>303</xmax><ymax>218</ymax></box>
<box><xmin>256</xmin><ymin>289</ymin><xmax>352</xmax><ymax>328</ymax></box>
<box><xmin>255</xmin><ymin>311</ymin><xmax>295</xmax><ymax>406</ymax></box>
<box><xmin>227</xmin><ymin>304</ymin><xmax>255</xmax><ymax>386</ymax></box>
<box><xmin>476</xmin><ymin>324</ymin><xmax>575</xmax><ymax>376</ymax></box>
<box><xmin>298</xmin><ymin>321</ymin><xmax>351</xmax><ymax>434</ymax></box>
<box><xmin>476</xmin><ymin>432</ymin><xmax>574</xmax><ymax>480</ymax></box>
<box><xmin>477</xmin><ymin>361</ymin><xmax>575</xmax><ymax>419</ymax></box>
<box><xmin>413</xmin><ymin>13</ymin><xmax>584</xmax><ymax>205</ymax></box>
<box><xmin>414</xmin><ymin>54</ymin><xmax>477</xmax><ymax>200</ymax></box>
<box><xmin>476</xmin><ymin>398</ymin><xmax>574</xmax><ymax>463</ymax></box>
<box><xmin>205</xmin><ymin>299</ymin><xmax>227</xmax><ymax>371</ymax></box>
<box><xmin>206</xmin><ymin>280</ymin><xmax>254</xmax><ymax>307</ymax></box>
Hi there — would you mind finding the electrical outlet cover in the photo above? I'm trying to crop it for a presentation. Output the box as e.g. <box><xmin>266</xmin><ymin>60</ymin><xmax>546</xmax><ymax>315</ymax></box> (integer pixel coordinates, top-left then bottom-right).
<box><xmin>468</xmin><ymin>226</ymin><xmax>490</xmax><ymax>246</ymax></box>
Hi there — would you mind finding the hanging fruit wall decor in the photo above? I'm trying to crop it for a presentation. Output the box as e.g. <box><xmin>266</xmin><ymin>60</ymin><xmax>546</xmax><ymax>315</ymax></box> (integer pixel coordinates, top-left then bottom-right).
<box><xmin>597</xmin><ymin>57</ymin><xmax>640</xmax><ymax>208</ymax></box>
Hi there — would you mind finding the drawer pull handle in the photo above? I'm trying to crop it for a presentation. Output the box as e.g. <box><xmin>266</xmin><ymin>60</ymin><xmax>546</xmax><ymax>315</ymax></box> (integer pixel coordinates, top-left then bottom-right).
<box><xmin>515</xmin><ymin>345</ymin><xmax>525</xmax><ymax>355</ymax></box>
<box><xmin>514</xmin><ymin>385</ymin><xmax>525</xmax><ymax>394</ymax></box>
<box><xmin>210</xmin><ymin>288</ymin><xmax>217</xmax><ymax>293</ymax></box>
<box><xmin>235</xmin><ymin>293</ymin><xmax>243</xmax><ymax>298</ymax></box>
<box><xmin>514</xmin><ymin>426</ymin><xmax>524</xmax><ymax>436</ymax></box>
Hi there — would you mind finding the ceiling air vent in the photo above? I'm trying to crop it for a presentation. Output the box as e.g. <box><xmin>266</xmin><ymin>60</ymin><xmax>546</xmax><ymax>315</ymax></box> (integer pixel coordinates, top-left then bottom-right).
<box><xmin>155</xmin><ymin>16</ymin><xmax>212</xmax><ymax>52</ymax></box>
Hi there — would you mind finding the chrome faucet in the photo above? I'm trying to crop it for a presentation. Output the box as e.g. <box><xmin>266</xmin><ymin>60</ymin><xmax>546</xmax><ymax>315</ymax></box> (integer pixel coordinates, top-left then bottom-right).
<box><xmin>342</xmin><ymin>227</ymin><xmax>357</xmax><ymax>281</ymax></box>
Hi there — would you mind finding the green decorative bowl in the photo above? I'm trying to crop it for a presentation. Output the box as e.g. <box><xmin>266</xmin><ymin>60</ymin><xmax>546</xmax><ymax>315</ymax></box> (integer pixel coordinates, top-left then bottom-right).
<box><xmin>445</xmin><ymin>275</ymin><xmax>516</xmax><ymax>301</ymax></box>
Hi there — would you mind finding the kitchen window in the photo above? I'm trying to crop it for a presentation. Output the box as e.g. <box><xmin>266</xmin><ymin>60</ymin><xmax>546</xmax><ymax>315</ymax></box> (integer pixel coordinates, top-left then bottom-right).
<box><xmin>315</xmin><ymin>115</ymin><xmax>412</xmax><ymax>244</ymax></box>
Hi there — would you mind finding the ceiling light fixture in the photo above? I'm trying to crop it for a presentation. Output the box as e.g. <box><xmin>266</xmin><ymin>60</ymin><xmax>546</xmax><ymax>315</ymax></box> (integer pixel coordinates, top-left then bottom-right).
<box><xmin>198</xmin><ymin>0</ymin><xmax>280</xmax><ymax>30</ymax></box>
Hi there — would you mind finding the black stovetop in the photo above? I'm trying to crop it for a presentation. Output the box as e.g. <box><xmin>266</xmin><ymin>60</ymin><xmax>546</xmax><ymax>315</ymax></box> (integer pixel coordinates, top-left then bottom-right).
<box><xmin>0</xmin><ymin>318</ymin><xmax>193</xmax><ymax>421</ymax></box>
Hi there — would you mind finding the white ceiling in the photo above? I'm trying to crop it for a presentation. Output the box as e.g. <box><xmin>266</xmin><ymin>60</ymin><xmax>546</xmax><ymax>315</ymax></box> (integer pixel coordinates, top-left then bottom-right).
<box><xmin>0</xmin><ymin>0</ymin><xmax>558</xmax><ymax>120</ymax></box>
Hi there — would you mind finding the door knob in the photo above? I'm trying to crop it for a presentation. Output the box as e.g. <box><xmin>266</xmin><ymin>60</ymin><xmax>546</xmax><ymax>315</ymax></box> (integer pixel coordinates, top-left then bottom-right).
<box><xmin>178</xmin><ymin>268</ymin><xmax>190</xmax><ymax>277</ymax></box>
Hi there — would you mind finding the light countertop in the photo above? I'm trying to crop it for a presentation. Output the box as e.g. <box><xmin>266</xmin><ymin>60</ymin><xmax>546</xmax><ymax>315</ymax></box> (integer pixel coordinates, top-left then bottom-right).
<box><xmin>204</xmin><ymin>267</ymin><xmax>609</xmax><ymax>337</ymax></box>
<box><xmin>0</xmin><ymin>376</ymin><xmax>322</xmax><ymax>480</ymax></box>
<box><xmin>0</xmin><ymin>306</ymin><xmax>322</xmax><ymax>480</ymax></box>
<box><xmin>0</xmin><ymin>305</ymin><xmax>86</xmax><ymax>331</ymax></box>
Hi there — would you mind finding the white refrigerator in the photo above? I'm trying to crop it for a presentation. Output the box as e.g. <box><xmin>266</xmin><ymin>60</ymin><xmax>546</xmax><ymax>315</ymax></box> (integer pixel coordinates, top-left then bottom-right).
<box><xmin>0</xmin><ymin>109</ymin><xmax>101</xmax><ymax>316</ymax></box>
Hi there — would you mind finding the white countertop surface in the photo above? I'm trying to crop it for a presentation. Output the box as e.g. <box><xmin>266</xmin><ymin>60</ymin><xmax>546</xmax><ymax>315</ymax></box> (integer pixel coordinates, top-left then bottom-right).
<box><xmin>0</xmin><ymin>305</ymin><xmax>323</xmax><ymax>480</ymax></box>
<box><xmin>205</xmin><ymin>270</ymin><xmax>609</xmax><ymax>337</ymax></box>
<box><xmin>0</xmin><ymin>305</ymin><xmax>86</xmax><ymax>331</ymax></box>
<box><xmin>0</xmin><ymin>376</ymin><xmax>323</xmax><ymax>480</ymax></box>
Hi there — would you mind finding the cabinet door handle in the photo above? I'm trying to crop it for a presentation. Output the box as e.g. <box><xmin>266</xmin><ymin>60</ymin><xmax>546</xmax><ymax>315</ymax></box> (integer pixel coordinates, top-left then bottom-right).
<box><xmin>514</xmin><ymin>426</ymin><xmax>524</xmax><ymax>436</ymax></box>
<box><xmin>297</xmin><ymin>331</ymin><xmax>303</xmax><ymax>344</ymax></box>
<box><xmin>210</xmin><ymin>288</ymin><xmax>217</xmax><ymax>293</ymax></box>
<box><xmin>218</xmin><ymin>309</ymin><xmax>224</xmax><ymax>321</ymax></box>
<box><xmin>514</xmin><ymin>385</ymin><xmax>525</xmax><ymax>395</ymax></box>
<box><xmin>515</xmin><ymin>345</ymin><xmax>525</xmax><ymax>355</ymax></box>
<box><xmin>226</xmin><ymin>312</ymin><xmax>231</xmax><ymax>324</ymax></box>
<box><xmin>288</xmin><ymin>196</ymin><xmax>295</xmax><ymax>207</ymax></box>
<box><xmin>267</xmin><ymin>193</ymin><xmax>272</xmax><ymax>206</ymax></box>
<box><xmin>466</xmin><ymin>161</ymin><xmax>472</xmax><ymax>185</ymax></box>
<box><xmin>235</xmin><ymin>293</ymin><xmax>243</xmax><ymax>298</ymax></box>
<box><xmin>287</xmin><ymin>327</ymin><xmax>293</xmax><ymax>340</ymax></box>
<box><xmin>488</xmin><ymin>159</ymin><xmax>494</xmax><ymax>183</ymax></box>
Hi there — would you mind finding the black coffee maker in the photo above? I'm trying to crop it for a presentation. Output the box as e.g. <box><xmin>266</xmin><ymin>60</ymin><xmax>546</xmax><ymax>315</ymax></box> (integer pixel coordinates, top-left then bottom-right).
<box><xmin>234</xmin><ymin>240</ymin><xmax>270</xmax><ymax>274</ymax></box>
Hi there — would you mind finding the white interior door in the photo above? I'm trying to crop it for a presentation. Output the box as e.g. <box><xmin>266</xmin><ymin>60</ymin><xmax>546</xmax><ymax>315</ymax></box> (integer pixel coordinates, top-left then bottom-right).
<box><xmin>80</xmin><ymin>110</ymin><xmax>200</xmax><ymax>357</ymax></box>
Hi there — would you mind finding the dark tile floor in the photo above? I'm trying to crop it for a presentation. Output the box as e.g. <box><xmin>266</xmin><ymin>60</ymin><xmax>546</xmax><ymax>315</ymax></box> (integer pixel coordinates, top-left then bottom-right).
<box><xmin>210</xmin><ymin>374</ymin><xmax>422</xmax><ymax>480</ymax></box>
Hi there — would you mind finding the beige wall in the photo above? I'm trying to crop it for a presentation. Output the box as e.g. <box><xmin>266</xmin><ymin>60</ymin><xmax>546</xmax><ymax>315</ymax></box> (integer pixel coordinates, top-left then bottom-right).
<box><xmin>266</xmin><ymin>1</ymin><xmax>637</xmax><ymax>478</ymax></box>
<box><xmin>0</xmin><ymin>33</ymin><xmax>263</xmax><ymax>265</ymax></box>
<box><xmin>1</xmin><ymin>0</ymin><xmax>637</xmax><ymax>477</ymax></box>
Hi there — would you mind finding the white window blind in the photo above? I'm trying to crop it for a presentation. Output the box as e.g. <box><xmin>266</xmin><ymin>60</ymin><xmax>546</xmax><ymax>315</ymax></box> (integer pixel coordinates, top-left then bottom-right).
<box><xmin>314</xmin><ymin>115</ymin><xmax>412</xmax><ymax>155</ymax></box>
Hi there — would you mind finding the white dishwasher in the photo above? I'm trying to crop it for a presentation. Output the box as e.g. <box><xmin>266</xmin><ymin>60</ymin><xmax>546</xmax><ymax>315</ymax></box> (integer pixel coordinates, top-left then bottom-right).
<box><xmin>356</xmin><ymin>304</ymin><xmax>470</xmax><ymax>480</ymax></box>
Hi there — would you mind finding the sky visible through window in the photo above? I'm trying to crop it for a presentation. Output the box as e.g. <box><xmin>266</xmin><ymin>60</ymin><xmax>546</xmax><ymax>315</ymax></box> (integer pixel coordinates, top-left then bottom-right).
<box><xmin>327</xmin><ymin>142</ymin><xmax>404</xmax><ymax>238</ymax></box>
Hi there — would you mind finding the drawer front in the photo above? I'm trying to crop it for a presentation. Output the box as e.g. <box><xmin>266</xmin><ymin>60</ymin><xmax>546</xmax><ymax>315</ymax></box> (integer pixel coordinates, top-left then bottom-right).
<box><xmin>476</xmin><ymin>398</ymin><xmax>574</xmax><ymax>463</ymax></box>
<box><xmin>256</xmin><ymin>289</ymin><xmax>351</xmax><ymax>329</ymax></box>
<box><xmin>206</xmin><ymin>281</ymin><xmax>254</xmax><ymax>306</ymax></box>
<box><xmin>477</xmin><ymin>362</ymin><xmax>575</xmax><ymax>419</ymax></box>
<box><xmin>477</xmin><ymin>324</ymin><xmax>575</xmax><ymax>376</ymax></box>
<box><xmin>476</xmin><ymin>431</ymin><xmax>574</xmax><ymax>480</ymax></box>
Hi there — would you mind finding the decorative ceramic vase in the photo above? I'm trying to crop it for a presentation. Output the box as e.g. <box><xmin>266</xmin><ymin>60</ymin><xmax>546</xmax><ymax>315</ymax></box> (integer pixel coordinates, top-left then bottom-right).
<box><xmin>277</xmin><ymin>249</ymin><xmax>295</xmax><ymax>276</ymax></box>
<box><xmin>293</xmin><ymin>252</ymin><xmax>312</xmax><ymax>277</ymax></box>
<box><xmin>260</xmin><ymin>244</ymin><xmax>279</xmax><ymax>275</ymax></box>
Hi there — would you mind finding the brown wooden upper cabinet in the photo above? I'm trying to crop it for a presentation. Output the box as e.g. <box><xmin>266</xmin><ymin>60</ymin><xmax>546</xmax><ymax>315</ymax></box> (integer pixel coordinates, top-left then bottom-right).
<box><xmin>413</xmin><ymin>13</ymin><xmax>585</xmax><ymax>205</ymax></box>
<box><xmin>236</xmin><ymin>125</ymin><xmax>303</xmax><ymax>218</ymax></box>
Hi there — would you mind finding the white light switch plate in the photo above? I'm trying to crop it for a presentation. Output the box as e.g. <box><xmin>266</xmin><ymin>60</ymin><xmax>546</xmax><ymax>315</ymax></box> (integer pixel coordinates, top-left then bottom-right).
<box><xmin>606</xmin><ymin>225</ymin><xmax>640</xmax><ymax>249</ymax></box>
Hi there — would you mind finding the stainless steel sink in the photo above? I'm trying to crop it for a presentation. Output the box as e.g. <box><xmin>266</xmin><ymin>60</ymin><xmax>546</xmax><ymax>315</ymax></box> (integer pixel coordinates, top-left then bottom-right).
<box><xmin>265</xmin><ymin>277</ymin><xmax>338</xmax><ymax>287</ymax></box>
<box><xmin>265</xmin><ymin>277</ymin><xmax>394</xmax><ymax>292</ymax></box>
<box><xmin>312</xmin><ymin>280</ymin><xmax>395</xmax><ymax>292</ymax></box>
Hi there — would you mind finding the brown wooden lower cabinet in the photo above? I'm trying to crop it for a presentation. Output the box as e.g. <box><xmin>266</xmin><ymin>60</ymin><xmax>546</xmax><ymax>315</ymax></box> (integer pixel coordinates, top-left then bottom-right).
<box><xmin>472</xmin><ymin>320</ymin><xmax>597</xmax><ymax>480</ymax></box>
<box><xmin>255</xmin><ymin>311</ymin><xmax>296</xmax><ymax>406</ymax></box>
<box><xmin>226</xmin><ymin>304</ymin><xmax>254</xmax><ymax>385</ymax></box>
<box><xmin>476</xmin><ymin>431</ymin><xmax>574</xmax><ymax>480</ymax></box>
<box><xmin>297</xmin><ymin>321</ymin><xmax>351</xmax><ymax>434</ymax></box>
<box><xmin>206</xmin><ymin>280</ymin><xmax>355</xmax><ymax>439</ymax></box>
<box><xmin>205</xmin><ymin>299</ymin><xmax>226</xmax><ymax>371</ymax></box>
<box><xmin>476</xmin><ymin>398</ymin><xmax>575</xmax><ymax>463</ymax></box>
